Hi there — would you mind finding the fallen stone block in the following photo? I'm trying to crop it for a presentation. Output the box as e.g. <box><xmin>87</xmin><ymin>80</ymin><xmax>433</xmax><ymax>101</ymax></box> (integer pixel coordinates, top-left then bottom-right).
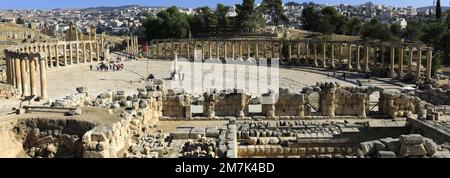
<box><xmin>399</xmin><ymin>144</ymin><xmax>427</xmax><ymax>157</ymax></box>
<box><xmin>380</xmin><ymin>137</ymin><xmax>401</xmax><ymax>153</ymax></box>
<box><xmin>399</xmin><ymin>134</ymin><xmax>425</xmax><ymax>145</ymax></box>
<box><xmin>377</xmin><ymin>151</ymin><xmax>396</xmax><ymax>158</ymax></box>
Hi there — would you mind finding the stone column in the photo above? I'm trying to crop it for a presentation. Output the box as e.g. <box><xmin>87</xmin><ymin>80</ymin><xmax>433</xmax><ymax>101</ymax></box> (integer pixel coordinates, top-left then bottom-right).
<box><xmin>29</xmin><ymin>57</ymin><xmax>36</xmax><ymax>96</ymax></box>
<box><xmin>89</xmin><ymin>42</ymin><xmax>93</xmax><ymax>63</ymax></box>
<box><xmin>247</xmin><ymin>41</ymin><xmax>251</xmax><ymax>59</ymax></box>
<box><xmin>126</xmin><ymin>37</ymin><xmax>130</xmax><ymax>53</ymax></box>
<box><xmin>216</xmin><ymin>41</ymin><xmax>220</xmax><ymax>59</ymax></box>
<box><xmin>348</xmin><ymin>45</ymin><xmax>352</xmax><ymax>70</ymax></box>
<box><xmin>39</xmin><ymin>57</ymin><xmax>48</xmax><ymax>100</ymax></box>
<box><xmin>156</xmin><ymin>41</ymin><xmax>160</xmax><ymax>58</ymax></box>
<box><xmin>68</xmin><ymin>43</ymin><xmax>73</xmax><ymax>64</ymax></box>
<box><xmin>426</xmin><ymin>48</ymin><xmax>433</xmax><ymax>79</ymax></box>
<box><xmin>232</xmin><ymin>42</ymin><xmax>236</xmax><ymax>59</ymax></box>
<box><xmin>255</xmin><ymin>42</ymin><xmax>259</xmax><ymax>60</ymax></box>
<box><xmin>63</xmin><ymin>43</ymin><xmax>67</xmax><ymax>66</ymax></box>
<box><xmin>224</xmin><ymin>42</ymin><xmax>228</xmax><ymax>59</ymax></box>
<box><xmin>313</xmin><ymin>43</ymin><xmax>318</xmax><ymax>67</ymax></box>
<box><xmin>15</xmin><ymin>58</ymin><xmax>22</xmax><ymax>94</ymax></box>
<box><xmin>288</xmin><ymin>43</ymin><xmax>292</xmax><ymax>63</ymax></box>
<box><xmin>48</xmin><ymin>45</ymin><xmax>53</xmax><ymax>68</ymax></box>
<box><xmin>331</xmin><ymin>43</ymin><xmax>335</xmax><ymax>68</ymax></box>
<box><xmin>381</xmin><ymin>47</ymin><xmax>386</xmax><ymax>73</ymax></box>
<box><xmin>240</xmin><ymin>41</ymin><xmax>243</xmax><ymax>59</ymax></box>
<box><xmin>356</xmin><ymin>45</ymin><xmax>361</xmax><ymax>70</ymax></box>
<box><xmin>416</xmin><ymin>48</ymin><xmax>422</xmax><ymax>81</ymax></box>
<box><xmin>408</xmin><ymin>47</ymin><xmax>413</xmax><ymax>74</ymax></box>
<box><xmin>322</xmin><ymin>43</ymin><xmax>327</xmax><ymax>68</ymax></box>
<box><xmin>186</xmin><ymin>41</ymin><xmax>190</xmax><ymax>60</ymax></box>
<box><xmin>271</xmin><ymin>42</ymin><xmax>276</xmax><ymax>59</ymax></box>
<box><xmin>55</xmin><ymin>44</ymin><xmax>59</xmax><ymax>67</ymax></box>
<box><xmin>76</xmin><ymin>43</ymin><xmax>80</xmax><ymax>64</ymax></box>
<box><xmin>209</xmin><ymin>41</ymin><xmax>212</xmax><ymax>59</ymax></box>
<box><xmin>96</xmin><ymin>42</ymin><xmax>100</xmax><ymax>61</ymax></box>
<box><xmin>83</xmin><ymin>42</ymin><xmax>87</xmax><ymax>63</ymax></box>
<box><xmin>364</xmin><ymin>45</ymin><xmax>369</xmax><ymax>72</ymax></box>
<box><xmin>390</xmin><ymin>46</ymin><xmax>395</xmax><ymax>78</ymax></box>
<box><xmin>164</xmin><ymin>40</ymin><xmax>168</xmax><ymax>57</ymax></box>
<box><xmin>340</xmin><ymin>44</ymin><xmax>344</xmax><ymax>65</ymax></box>
<box><xmin>21</xmin><ymin>59</ymin><xmax>29</xmax><ymax>96</ymax></box>
<box><xmin>305</xmin><ymin>42</ymin><xmax>309</xmax><ymax>59</ymax></box>
<box><xmin>398</xmin><ymin>47</ymin><xmax>404</xmax><ymax>78</ymax></box>
<box><xmin>297</xmin><ymin>42</ymin><xmax>301</xmax><ymax>60</ymax></box>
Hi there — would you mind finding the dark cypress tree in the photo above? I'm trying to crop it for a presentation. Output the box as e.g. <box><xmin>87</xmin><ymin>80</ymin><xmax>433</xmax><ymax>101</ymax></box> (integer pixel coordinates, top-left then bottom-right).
<box><xmin>436</xmin><ymin>0</ymin><xmax>442</xmax><ymax>20</ymax></box>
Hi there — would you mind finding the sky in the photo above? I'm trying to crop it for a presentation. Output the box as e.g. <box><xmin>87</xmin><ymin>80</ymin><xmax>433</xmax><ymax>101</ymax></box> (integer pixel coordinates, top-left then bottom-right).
<box><xmin>0</xmin><ymin>0</ymin><xmax>446</xmax><ymax>10</ymax></box>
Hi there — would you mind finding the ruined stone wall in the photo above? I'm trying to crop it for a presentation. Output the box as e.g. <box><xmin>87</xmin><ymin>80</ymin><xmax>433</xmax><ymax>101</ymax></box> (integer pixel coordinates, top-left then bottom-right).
<box><xmin>269</xmin><ymin>89</ymin><xmax>306</xmax><ymax>117</ymax></box>
<box><xmin>161</xmin><ymin>94</ymin><xmax>190</xmax><ymax>118</ymax></box>
<box><xmin>82</xmin><ymin>97</ymin><xmax>161</xmax><ymax>158</ymax></box>
<box><xmin>379</xmin><ymin>92</ymin><xmax>425</xmax><ymax>119</ymax></box>
<box><xmin>214</xmin><ymin>93</ymin><xmax>249</xmax><ymax>117</ymax></box>
<box><xmin>415</xmin><ymin>88</ymin><xmax>450</xmax><ymax>105</ymax></box>
<box><xmin>334</xmin><ymin>89</ymin><xmax>367</xmax><ymax>117</ymax></box>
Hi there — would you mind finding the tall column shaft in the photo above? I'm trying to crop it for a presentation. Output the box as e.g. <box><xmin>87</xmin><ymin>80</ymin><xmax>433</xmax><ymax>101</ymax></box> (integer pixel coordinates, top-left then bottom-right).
<box><xmin>21</xmin><ymin>59</ymin><xmax>29</xmax><ymax>96</ymax></box>
<box><xmin>313</xmin><ymin>43</ymin><xmax>318</xmax><ymax>67</ymax></box>
<box><xmin>381</xmin><ymin>47</ymin><xmax>386</xmax><ymax>72</ymax></box>
<box><xmin>15</xmin><ymin>58</ymin><xmax>22</xmax><ymax>94</ymax></box>
<box><xmin>356</xmin><ymin>46</ymin><xmax>361</xmax><ymax>70</ymax></box>
<box><xmin>89</xmin><ymin>42</ymin><xmax>93</xmax><ymax>62</ymax></box>
<box><xmin>398</xmin><ymin>47</ymin><xmax>404</xmax><ymax>78</ymax></box>
<box><xmin>331</xmin><ymin>44</ymin><xmax>335</xmax><ymax>68</ymax></box>
<box><xmin>39</xmin><ymin>57</ymin><xmax>48</xmax><ymax>100</ymax></box>
<box><xmin>390</xmin><ymin>47</ymin><xmax>395</xmax><ymax>78</ymax></box>
<box><xmin>364</xmin><ymin>45</ymin><xmax>369</xmax><ymax>72</ymax></box>
<box><xmin>408</xmin><ymin>47</ymin><xmax>413</xmax><ymax>74</ymax></box>
<box><xmin>322</xmin><ymin>43</ymin><xmax>327</xmax><ymax>68</ymax></box>
<box><xmin>55</xmin><ymin>44</ymin><xmax>59</xmax><ymax>67</ymax></box>
<box><xmin>48</xmin><ymin>45</ymin><xmax>53</xmax><ymax>68</ymax></box>
<box><xmin>348</xmin><ymin>45</ymin><xmax>352</xmax><ymax>70</ymax></box>
<box><xmin>69</xmin><ymin>43</ymin><xmax>73</xmax><ymax>64</ymax></box>
<box><xmin>63</xmin><ymin>43</ymin><xmax>67</xmax><ymax>66</ymax></box>
<box><xmin>416</xmin><ymin>48</ymin><xmax>422</xmax><ymax>81</ymax></box>
<box><xmin>29</xmin><ymin>58</ymin><xmax>36</xmax><ymax>96</ymax></box>
<box><xmin>426</xmin><ymin>48</ymin><xmax>433</xmax><ymax>79</ymax></box>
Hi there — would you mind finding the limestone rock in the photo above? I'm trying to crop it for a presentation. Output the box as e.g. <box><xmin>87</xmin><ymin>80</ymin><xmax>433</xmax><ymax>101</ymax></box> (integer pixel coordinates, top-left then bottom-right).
<box><xmin>399</xmin><ymin>134</ymin><xmax>425</xmax><ymax>145</ymax></box>
<box><xmin>377</xmin><ymin>151</ymin><xmax>396</xmax><ymax>158</ymax></box>
<box><xmin>399</xmin><ymin>144</ymin><xmax>427</xmax><ymax>157</ymax></box>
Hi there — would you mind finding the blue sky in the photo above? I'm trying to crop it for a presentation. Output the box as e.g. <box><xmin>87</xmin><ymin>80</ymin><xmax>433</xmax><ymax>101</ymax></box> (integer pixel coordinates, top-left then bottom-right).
<box><xmin>0</xmin><ymin>0</ymin><xmax>445</xmax><ymax>9</ymax></box>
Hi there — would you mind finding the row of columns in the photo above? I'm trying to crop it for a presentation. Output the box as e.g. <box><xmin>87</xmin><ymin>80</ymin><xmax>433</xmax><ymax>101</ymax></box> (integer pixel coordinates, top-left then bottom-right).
<box><xmin>14</xmin><ymin>41</ymin><xmax>103</xmax><ymax>69</ymax></box>
<box><xmin>4</xmin><ymin>40</ymin><xmax>107</xmax><ymax>100</ymax></box>
<box><xmin>126</xmin><ymin>35</ymin><xmax>139</xmax><ymax>55</ymax></box>
<box><xmin>149</xmin><ymin>40</ymin><xmax>283</xmax><ymax>60</ymax></box>
<box><xmin>4</xmin><ymin>52</ymin><xmax>47</xmax><ymax>100</ymax></box>
<box><xmin>287</xmin><ymin>42</ymin><xmax>433</xmax><ymax>80</ymax></box>
<box><xmin>145</xmin><ymin>40</ymin><xmax>434</xmax><ymax>80</ymax></box>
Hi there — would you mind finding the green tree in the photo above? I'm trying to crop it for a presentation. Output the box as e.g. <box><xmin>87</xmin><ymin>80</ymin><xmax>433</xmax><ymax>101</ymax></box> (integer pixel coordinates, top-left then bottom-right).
<box><xmin>260</xmin><ymin>0</ymin><xmax>289</xmax><ymax>27</ymax></box>
<box><xmin>361</xmin><ymin>19</ymin><xmax>393</xmax><ymax>41</ymax></box>
<box><xmin>301</xmin><ymin>6</ymin><xmax>320</xmax><ymax>32</ymax></box>
<box><xmin>214</xmin><ymin>4</ymin><xmax>230</xmax><ymax>31</ymax></box>
<box><xmin>143</xmin><ymin>6</ymin><xmax>190</xmax><ymax>40</ymax></box>
<box><xmin>348</xmin><ymin>17</ymin><xmax>363</xmax><ymax>35</ymax></box>
<box><xmin>190</xmin><ymin>6</ymin><xmax>213</xmax><ymax>35</ymax></box>
<box><xmin>236</xmin><ymin>0</ymin><xmax>262</xmax><ymax>32</ymax></box>
<box><xmin>420</xmin><ymin>21</ymin><xmax>448</xmax><ymax>46</ymax></box>
<box><xmin>446</xmin><ymin>9</ymin><xmax>450</xmax><ymax>28</ymax></box>
<box><xmin>437</xmin><ymin>0</ymin><xmax>442</xmax><ymax>20</ymax></box>
<box><xmin>401</xmin><ymin>22</ymin><xmax>423</xmax><ymax>42</ymax></box>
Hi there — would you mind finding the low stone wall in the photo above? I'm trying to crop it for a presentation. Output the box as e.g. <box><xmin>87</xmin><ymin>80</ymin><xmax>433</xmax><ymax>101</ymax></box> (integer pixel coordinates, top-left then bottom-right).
<box><xmin>82</xmin><ymin>97</ymin><xmax>161</xmax><ymax>158</ymax></box>
<box><xmin>416</xmin><ymin>87</ymin><xmax>450</xmax><ymax>105</ymax></box>
<box><xmin>379</xmin><ymin>92</ymin><xmax>428</xmax><ymax>119</ymax></box>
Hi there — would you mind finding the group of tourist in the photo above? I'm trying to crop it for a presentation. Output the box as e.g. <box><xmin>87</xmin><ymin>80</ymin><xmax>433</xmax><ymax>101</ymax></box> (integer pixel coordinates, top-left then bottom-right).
<box><xmin>90</xmin><ymin>62</ymin><xmax>125</xmax><ymax>72</ymax></box>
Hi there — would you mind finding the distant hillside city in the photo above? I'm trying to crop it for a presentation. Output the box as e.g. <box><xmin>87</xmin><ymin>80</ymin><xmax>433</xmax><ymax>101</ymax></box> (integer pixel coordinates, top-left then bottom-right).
<box><xmin>0</xmin><ymin>1</ymin><xmax>448</xmax><ymax>37</ymax></box>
